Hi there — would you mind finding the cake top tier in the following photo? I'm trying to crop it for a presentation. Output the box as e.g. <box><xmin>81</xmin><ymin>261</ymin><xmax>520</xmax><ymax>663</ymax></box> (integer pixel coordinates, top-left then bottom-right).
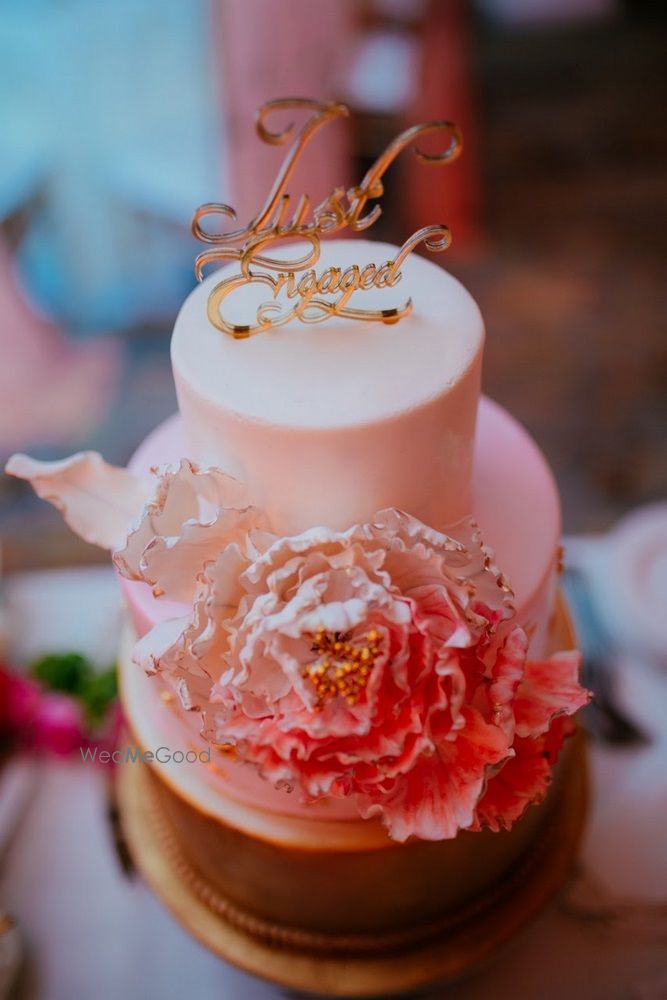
<box><xmin>171</xmin><ymin>239</ymin><xmax>484</xmax><ymax>431</ymax></box>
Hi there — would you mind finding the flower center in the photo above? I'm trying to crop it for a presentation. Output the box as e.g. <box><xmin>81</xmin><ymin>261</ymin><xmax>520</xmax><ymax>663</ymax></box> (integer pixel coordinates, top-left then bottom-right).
<box><xmin>303</xmin><ymin>628</ymin><xmax>383</xmax><ymax>708</ymax></box>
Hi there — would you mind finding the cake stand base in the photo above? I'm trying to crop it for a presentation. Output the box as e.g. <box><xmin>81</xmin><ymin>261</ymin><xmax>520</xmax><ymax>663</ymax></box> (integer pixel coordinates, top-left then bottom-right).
<box><xmin>117</xmin><ymin>734</ymin><xmax>587</xmax><ymax>999</ymax></box>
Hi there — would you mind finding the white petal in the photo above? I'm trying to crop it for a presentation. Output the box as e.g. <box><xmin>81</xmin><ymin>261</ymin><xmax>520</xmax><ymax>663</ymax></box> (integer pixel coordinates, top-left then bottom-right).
<box><xmin>114</xmin><ymin>459</ymin><xmax>263</xmax><ymax>602</ymax></box>
<box><xmin>6</xmin><ymin>452</ymin><xmax>148</xmax><ymax>550</ymax></box>
<box><xmin>132</xmin><ymin>616</ymin><xmax>190</xmax><ymax>674</ymax></box>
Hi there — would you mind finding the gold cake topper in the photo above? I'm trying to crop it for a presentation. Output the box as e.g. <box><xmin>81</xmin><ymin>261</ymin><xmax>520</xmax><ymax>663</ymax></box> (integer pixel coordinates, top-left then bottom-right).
<box><xmin>193</xmin><ymin>98</ymin><xmax>462</xmax><ymax>339</ymax></box>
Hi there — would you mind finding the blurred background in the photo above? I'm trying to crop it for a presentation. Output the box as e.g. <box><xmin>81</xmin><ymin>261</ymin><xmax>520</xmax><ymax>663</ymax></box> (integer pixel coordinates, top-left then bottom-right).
<box><xmin>1</xmin><ymin>0</ymin><xmax>665</xmax><ymax>572</ymax></box>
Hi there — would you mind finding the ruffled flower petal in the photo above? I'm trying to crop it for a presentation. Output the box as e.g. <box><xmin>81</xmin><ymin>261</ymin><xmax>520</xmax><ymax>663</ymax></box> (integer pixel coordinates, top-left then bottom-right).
<box><xmin>513</xmin><ymin>650</ymin><xmax>589</xmax><ymax>738</ymax></box>
<box><xmin>5</xmin><ymin>452</ymin><xmax>148</xmax><ymax>550</ymax></box>
<box><xmin>357</xmin><ymin>707</ymin><xmax>511</xmax><ymax>841</ymax></box>
<box><xmin>485</xmin><ymin>627</ymin><xmax>529</xmax><ymax>735</ymax></box>
<box><xmin>132</xmin><ymin>616</ymin><xmax>192</xmax><ymax>676</ymax></box>
<box><xmin>114</xmin><ymin>459</ymin><xmax>267</xmax><ymax>603</ymax></box>
<box><xmin>474</xmin><ymin>715</ymin><xmax>577</xmax><ymax>831</ymax></box>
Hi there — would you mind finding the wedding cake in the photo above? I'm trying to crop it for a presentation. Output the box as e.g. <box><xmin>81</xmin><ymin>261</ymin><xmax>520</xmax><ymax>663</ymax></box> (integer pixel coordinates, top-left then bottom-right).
<box><xmin>7</xmin><ymin>99</ymin><xmax>588</xmax><ymax>994</ymax></box>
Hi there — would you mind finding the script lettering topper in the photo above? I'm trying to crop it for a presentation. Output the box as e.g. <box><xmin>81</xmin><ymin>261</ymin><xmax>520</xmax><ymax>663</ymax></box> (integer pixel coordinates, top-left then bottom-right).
<box><xmin>193</xmin><ymin>98</ymin><xmax>462</xmax><ymax>339</ymax></box>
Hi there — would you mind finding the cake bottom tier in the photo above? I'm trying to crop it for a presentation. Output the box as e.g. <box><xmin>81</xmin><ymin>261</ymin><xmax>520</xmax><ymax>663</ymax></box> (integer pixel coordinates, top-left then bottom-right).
<box><xmin>117</xmin><ymin>594</ymin><xmax>587</xmax><ymax>995</ymax></box>
<box><xmin>117</xmin><ymin>737</ymin><xmax>586</xmax><ymax>998</ymax></box>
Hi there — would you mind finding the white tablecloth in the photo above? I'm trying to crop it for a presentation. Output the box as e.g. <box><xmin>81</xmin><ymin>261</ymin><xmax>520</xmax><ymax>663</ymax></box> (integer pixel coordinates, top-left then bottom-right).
<box><xmin>1</xmin><ymin>561</ymin><xmax>665</xmax><ymax>1000</ymax></box>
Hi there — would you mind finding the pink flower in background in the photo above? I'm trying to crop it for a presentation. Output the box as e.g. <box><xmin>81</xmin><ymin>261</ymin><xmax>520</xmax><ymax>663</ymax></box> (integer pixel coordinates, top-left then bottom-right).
<box><xmin>0</xmin><ymin>664</ymin><xmax>88</xmax><ymax>757</ymax></box>
<box><xmin>0</xmin><ymin>665</ymin><xmax>41</xmax><ymax>738</ymax></box>
<box><xmin>31</xmin><ymin>692</ymin><xmax>87</xmax><ymax>757</ymax></box>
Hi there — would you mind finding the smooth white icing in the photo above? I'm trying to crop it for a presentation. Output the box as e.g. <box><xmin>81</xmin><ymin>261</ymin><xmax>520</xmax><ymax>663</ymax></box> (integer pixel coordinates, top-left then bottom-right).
<box><xmin>171</xmin><ymin>240</ymin><xmax>484</xmax><ymax>533</ymax></box>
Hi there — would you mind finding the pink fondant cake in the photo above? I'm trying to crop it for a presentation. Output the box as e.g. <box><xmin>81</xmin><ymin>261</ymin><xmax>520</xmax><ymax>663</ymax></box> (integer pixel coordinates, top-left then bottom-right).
<box><xmin>116</xmin><ymin>389</ymin><xmax>562</xmax><ymax>821</ymax></box>
<box><xmin>7</xmin><ymin>233</ymin><xmax>588</xmax><ymax>955</ymax></box>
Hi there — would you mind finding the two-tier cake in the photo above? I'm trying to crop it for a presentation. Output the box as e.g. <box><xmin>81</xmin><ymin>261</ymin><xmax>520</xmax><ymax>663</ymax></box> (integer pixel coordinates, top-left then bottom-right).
<box><xmin>7</xmin><ymin>100</ymin><xmax>588</xmax><ymax>997</ymax></box>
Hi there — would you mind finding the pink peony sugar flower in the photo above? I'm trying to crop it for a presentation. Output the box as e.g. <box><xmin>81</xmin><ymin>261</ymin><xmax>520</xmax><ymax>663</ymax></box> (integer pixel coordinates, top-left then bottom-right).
<box><xmin>6</xmin><ymin>451</ymin><xmax>590</xmax><ymax>841</ymax></box>
<box><xmin>133</xmin><ymin>509</ymin><xmax>589</xmax><ymax>841</ymax></box>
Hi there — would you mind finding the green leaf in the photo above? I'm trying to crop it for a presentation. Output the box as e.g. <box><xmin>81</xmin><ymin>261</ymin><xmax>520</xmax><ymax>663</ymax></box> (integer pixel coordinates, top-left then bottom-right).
<box><xmin>30</xmin><ymin>652</ymin><xmax>93</xmax><ymax>695</ymax></box>
<box><xmin>79</xmin><ymin>668</ymin><xmax>118</xmax><ymax>724</ymax></box>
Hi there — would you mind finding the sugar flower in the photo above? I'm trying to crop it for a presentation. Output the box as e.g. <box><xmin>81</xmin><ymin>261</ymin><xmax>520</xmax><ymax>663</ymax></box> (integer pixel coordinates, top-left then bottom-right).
<box><xmin>6</xmin><ymin>451</ymin><xmax>589</xmax><ymax>840</ymax></box>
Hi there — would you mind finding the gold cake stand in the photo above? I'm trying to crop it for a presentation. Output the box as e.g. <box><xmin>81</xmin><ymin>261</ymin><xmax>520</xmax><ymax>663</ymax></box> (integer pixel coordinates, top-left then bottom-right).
<box><xmin>117</xmin><ymin>598</ymin><xmax>588</xmax><ymax>998</ymax></box>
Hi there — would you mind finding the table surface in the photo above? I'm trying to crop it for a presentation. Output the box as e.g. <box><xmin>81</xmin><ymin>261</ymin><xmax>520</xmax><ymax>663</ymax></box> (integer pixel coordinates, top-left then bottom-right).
<box><xmin>0</xmin><ymin>544</ymin><xmax>666</xmax><ymax>1000</ymax></box>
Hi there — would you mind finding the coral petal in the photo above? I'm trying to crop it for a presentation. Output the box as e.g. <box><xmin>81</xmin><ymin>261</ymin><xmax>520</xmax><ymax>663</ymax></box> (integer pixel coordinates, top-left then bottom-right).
<box><xmin>358</xmin><ymin>708</ymin><xmax>510</xmax><ymax>841</ymax></box>
<box><xmin>514</xmin><ymin>650</ymin><xmax>589</xmax><ymax>738</ymax></box>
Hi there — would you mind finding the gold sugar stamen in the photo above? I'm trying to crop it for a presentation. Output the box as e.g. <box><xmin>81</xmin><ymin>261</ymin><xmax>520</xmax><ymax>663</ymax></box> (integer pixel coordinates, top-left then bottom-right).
<box><xmin>302</xmin><ymin>628</ymin><xmax>384</xmax><ymax>709</ymax></box>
